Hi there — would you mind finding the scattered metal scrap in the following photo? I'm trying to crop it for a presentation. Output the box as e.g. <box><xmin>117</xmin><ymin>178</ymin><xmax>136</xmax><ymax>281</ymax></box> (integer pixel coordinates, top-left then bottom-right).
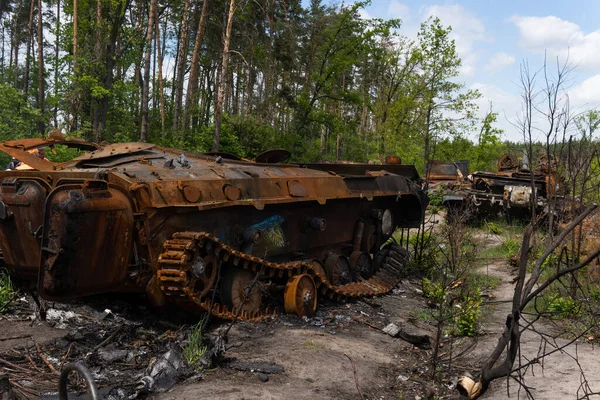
<box><xmin>0</xmin><ymin>298</ymin><xmax>195</xmax><ymax>399</ymax></box>
<box><xmin>0</xmin><ymin>137</ymin><xmax>427</xmax><ymax>321</ymax></box>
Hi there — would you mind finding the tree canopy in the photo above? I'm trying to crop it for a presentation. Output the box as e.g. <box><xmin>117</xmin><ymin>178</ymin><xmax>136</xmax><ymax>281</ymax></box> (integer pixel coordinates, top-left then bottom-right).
<box><xmin>0</xmin><ymin>0</ymin><xmax>507</xmax><ymax>171</ymax></box>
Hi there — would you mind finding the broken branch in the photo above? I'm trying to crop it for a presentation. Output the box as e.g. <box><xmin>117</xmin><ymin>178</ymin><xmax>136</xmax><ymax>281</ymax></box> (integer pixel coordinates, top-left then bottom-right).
<box><xmin>344</xmin><ymin>353</ymin><xmax>365</xmax><ymax>400</ymax></box>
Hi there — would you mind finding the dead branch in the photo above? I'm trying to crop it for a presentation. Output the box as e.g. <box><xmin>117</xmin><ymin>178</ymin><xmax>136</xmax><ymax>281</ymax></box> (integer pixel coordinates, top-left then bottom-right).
<box><xmin>35</xmin><ymin>343</ymin><xmax>58</xmax><ymax>375</ymax></box>
<box><xmin>344</xmin><ymin>353</ymin><xmax>364</xmax><ymax>400</ymax></box>
<box><xmin>90</xmin><ymin>325</ymin><xmax>123</xmax><ymax>354</ymax></box>
<box><xmin>0</xmin><ymin>334</ymin><xmax>32</xmax><ymax>342</ymax></box>
<box><xmin>0</xmin><ymin>358</ymin><xmax>34</xmax><ymax>374</ymax></box>
<box><xmin>523</xmin><ymin>203</ymin><xmax>598</xmax><ymax>300</ymax></box>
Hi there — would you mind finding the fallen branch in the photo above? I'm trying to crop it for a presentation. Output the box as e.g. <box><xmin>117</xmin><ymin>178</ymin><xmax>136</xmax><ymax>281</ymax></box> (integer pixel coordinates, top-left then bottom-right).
<box><xmin>60</xmin><ymin>342</ymin><xmax>74</xmax><ymax>368</ymax></box>
<box><xmin>90</xmin><ymin>325</ymin><xmax>123</xmax><ymax>354</ymax></box>
<box><xmin>35</xmin><ymin>343</ymin><xmax>58</xmax><ymax>375</ymax></box>
<box><xmin>10</xmin><ymin>379</ymin><xmax>39</xmax><ymax>398</ymax></box>
<box><xmin>344</xmin><ymin>353</ymin><xmax>364</xmax><ymax>400</ymax></box>
<box><xmin>0</xmin><ymin>357</ymin><xmax>34</xmax><ymax>374</ymax></box>
<box><xmin>0</xmin><ymin>334</ymin><xmax>32</xmax><ymax>342</ymax></box>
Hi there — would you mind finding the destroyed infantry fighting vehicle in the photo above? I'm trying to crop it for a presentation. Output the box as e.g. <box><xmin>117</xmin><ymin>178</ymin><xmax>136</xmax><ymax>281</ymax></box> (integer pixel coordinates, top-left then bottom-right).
<box><xmin>442</xmin><ymin>154</ymin><xmax>567</xmax><ymax>221</ymax></box>
<box><xmin>0</xmin><ymin>137</ymin><xmax>427</xmax><ymax>320</ymax></box>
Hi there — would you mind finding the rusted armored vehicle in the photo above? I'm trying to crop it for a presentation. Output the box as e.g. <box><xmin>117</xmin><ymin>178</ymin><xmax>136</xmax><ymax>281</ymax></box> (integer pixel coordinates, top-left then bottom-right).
<box><xmin>442</xmin><ymin>154</ymin><xmax>566</xmax><ymax>220</ymax></box>
<box><xmin>427</xmin><ymin>160</ymin><xmax>470</xmax><ymax>190</ymax></box>
<box><xmin>0</xmin><ymin>136</ymin><xmax>427</xmax><ymax>320</ymax></box>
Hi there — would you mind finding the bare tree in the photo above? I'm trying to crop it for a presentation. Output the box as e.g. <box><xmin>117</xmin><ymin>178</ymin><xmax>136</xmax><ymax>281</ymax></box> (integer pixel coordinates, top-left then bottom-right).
<box><xmin>459</xmin><ymin>57</ymin><xmax>600</xmax><ymax>400</ymax></box>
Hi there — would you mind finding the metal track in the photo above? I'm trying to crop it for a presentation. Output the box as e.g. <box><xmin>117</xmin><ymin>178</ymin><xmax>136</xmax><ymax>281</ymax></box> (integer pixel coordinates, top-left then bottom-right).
<box><xmin>156</xmin><ymin>232</ymin><xmax>409</xmax><ymax>322</ymax></box>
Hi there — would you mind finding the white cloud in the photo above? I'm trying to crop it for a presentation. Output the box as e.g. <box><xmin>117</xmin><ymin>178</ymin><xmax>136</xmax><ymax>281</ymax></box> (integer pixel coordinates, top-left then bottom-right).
<box><xmin>484</xmin><ymin>52</ymin><xmax>516</xmax><ymax>73</ymax></box>
<box><xmin>471</xmin><ymin>83</ymin><xmax>522</xmax><ymax>141</ymax></box>
<box><xmin>388</xmin><ymin>1</ymin><xmax>410</xmax><ymax>22</ymax></box>
<box><xmin>510</xmin><ymin>15</ymin><xmax>600</xmax><ymax>70</ymax></box>
<box><xmin>421</xmin><ymin>5</ymin><xmax>489</xmax><ymax>77</ymax></box>
<box><xmin>358</xmin><ymin>8</ymin><xmax>372</xmax><ymax>20</ymax></box>
<box><xmin>568</xmin><ymin>74</ymin><xmax>600</xmax><ymax>109</ymax></box>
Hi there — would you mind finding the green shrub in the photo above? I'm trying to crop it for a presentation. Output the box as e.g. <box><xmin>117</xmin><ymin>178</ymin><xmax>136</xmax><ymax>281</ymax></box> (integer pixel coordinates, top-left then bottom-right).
<box><xmin>502</xmin><ymin>237</ymin><xmax>520</xmax><ymax>261</ymax></box>
<box><xmin>589</xmin><ymin>285</ymin><xmax>600</xmax><ymax>302</ymax></box>
<box><xmin>454</xmin><ymin>290</ymin><xmax>482</xmax><ymax>337</ymax></box>
<box><xmin>486</xmin><ymin>221</ymin><xmax>504</xmax><ymax>235</ymax></box>
<box><xmin>547</xmin><ymin>293</ymin><xmax>580</xmax><ymax>319</ymax></box>
<box><xmin>422</xmin><ymin>278</ymin><xmax>446</xmax><ymax>304</ymax></box>
<box><xmin>428</xmin><ymin>189</ymin><xmax>444</xmax><ymax>207</ymax></box>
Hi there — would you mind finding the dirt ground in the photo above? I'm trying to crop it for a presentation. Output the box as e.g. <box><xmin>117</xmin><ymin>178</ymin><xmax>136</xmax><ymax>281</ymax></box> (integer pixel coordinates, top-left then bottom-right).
<box><xmin>474</xmin><ymin>259</ymin><xmax>600</xmax><ymax>399</ymax></box>
<box><xmin>1</xmin><ymin>230</ymin><xmax>599</xmax><ymax>399</ymax></box>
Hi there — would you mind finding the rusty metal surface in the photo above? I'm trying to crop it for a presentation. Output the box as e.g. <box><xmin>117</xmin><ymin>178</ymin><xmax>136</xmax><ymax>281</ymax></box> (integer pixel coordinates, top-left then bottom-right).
<box><xmin>0</xmin><ymin>138</ymin><xmax>427</xmax><ymax>319</ymax></box>
<box><xmin>0</xmin><ymin>138</ymin><xmax>99</xmax><ymax>172</ymax></box>
<box><xmin>443</xmin><ymin>153</ymin><xmax>566</xmax><ymax>219</ymax></box>
<box><xmin>497</xmin><ymin>154</ymin><xmax>519</xmax><ymax>171</ymax></box>
<box><xmin>427</xmin><ymin>160</ymin><xmax>470</xmax><ymax>191</ymax></box>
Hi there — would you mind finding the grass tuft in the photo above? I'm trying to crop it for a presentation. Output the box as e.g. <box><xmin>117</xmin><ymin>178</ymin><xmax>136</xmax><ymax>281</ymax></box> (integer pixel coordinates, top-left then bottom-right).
<box><xmin>184</xmin><ymin>316</ymin><xmax>208</xmax><ymax>368</ymax></box>
<box><xmin>0</xmin><ymin>269</ymin><xmax>17</xmax><ymax>313</ymax></box>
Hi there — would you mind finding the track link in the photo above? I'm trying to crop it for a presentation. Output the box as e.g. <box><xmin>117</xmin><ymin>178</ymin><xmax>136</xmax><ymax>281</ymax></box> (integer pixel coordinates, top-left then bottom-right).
<box><xmin>156</xmin><ymin>232</ymin><xmax>408</xmax><ymax>321</ymax></box>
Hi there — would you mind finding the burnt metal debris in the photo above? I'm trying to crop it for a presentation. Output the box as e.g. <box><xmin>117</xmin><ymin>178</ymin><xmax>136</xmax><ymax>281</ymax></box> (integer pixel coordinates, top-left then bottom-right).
<box><xmin>427</xmin><ymin>160</ymin><xmax>470</xmax><ymax>191</ymax></box>
<box><xmin>0</xmin><ymin>136</ymin><xmax>427</xmax><ymax>321</ymax></box>
<box><xmin>440</xmin><ymin>153</ymin><xmax>568</xmax><ymax>220</ymax></box>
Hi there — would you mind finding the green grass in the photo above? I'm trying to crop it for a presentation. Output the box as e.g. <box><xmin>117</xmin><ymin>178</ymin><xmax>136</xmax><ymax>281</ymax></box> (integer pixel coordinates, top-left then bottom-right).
<box><xmin>485</xmin><ymin>221</ymin><xmax>504</xmax><ymax>235</ymax></box>
<box><xmin>184</xmin><ymin>317</ymin><xmax>208</xmax><ymax>369</ymax></box>
<box><xmin>467</xmin><ymin>271</ymin><xmax>501</xmax><ymax>291</ymax></box>
<box><xmin>409</xmin><ymin>309</ymin><xmax>435</xmax><ymax>323</ymax></box>
<box><xmin>0</xmin><ymin>269</ymin><xmax>17</xmax><ymax>313</ymax></box>
<box><xmin>304</xmin><ymin>339</ymin><xmax>324</xmax><ymax>350</ymax></box>
<box><xmin>477</xmin><ymin>243</ymin><xmax>506</xmax><ymax>260</ymax></box>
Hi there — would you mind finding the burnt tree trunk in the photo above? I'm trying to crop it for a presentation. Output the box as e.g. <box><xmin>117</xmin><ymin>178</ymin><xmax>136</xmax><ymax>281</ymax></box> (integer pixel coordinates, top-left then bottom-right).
<box><xmin>24</xmin><ymin>0</ymin><xmax>34</xmax><ymax>96</ymax></box>
<box><xmin>53</xmin><ymin>0</ymin><xmax>59</xmax><ymax>127</ymax></box>
<box><xmin>94</xmin><ymin>0</ymin><xmax>128</xmax><ymax>140</ymax></box>
<box><xmin>71</xmin><ymin>0</ymin><xmax>78</xmax><ymax>132</ymax></box>
<box><xmin>154</xmin><ymin>2</ymin><xmax>165</xmax><ymax>137</ymax></box>
<box><xmin>212</xmin><ymin>0</ymin><xmax>235</xmax><ymax>152</ymax></box>
<box><xmin>140</xmin><ymin>0</ymin><xmax>156</xmax><ymax>142</ymax></box>
<box><xmin>183</xmin><ymin>0</ymin><xmax>210</xmax><ymax>133</ymax></box>
<box><xmin>37</xmin><ymin>0</ymin><xmax>44</xmax><ymax>135</ymax></box>
<box><xmin>172</xmin><ymin>0</ymin><xmax>190</xmax><ymax>133</ymax></box>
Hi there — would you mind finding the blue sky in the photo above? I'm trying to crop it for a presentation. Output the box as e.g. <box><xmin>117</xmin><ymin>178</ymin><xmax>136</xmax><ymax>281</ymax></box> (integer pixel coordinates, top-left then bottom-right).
<box><xmin>355</xmin><ymin>0</ymin><xmax>600</xmax><ymax>141</ymax></box>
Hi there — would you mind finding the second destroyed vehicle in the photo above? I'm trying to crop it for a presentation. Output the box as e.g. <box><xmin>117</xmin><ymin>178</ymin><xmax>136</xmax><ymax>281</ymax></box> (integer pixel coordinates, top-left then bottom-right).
<box><xmin>0</xmin><ymin>136</ymin><xmax>428</xmax><ymax>320</ymax></box>
<box><xmin>442</xmin><ymin>154</ymin><xmax>568</xmax><ymax>221</ymax></box>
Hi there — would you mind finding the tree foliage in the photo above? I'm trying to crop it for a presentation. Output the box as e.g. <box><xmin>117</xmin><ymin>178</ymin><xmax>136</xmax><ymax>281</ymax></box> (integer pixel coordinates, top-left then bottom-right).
<box><xmin>0</xmin><ymin>0</ymin><xmax>504</xmax><ymax>171</ymax></box>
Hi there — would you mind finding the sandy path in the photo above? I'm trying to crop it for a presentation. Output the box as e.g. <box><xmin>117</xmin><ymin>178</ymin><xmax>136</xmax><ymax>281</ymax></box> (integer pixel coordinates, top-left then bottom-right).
<box><xmin>471</xmin><ymin>260</ymin><xmax>600</xmax><ymax>399</ymax></box>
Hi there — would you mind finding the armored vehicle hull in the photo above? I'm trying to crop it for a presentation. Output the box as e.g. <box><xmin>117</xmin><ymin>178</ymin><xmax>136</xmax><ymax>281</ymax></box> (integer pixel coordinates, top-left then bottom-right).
<box><xmin>0</xmin><ymin>138</ymin><xmax>427</xmax><ymax>319</ymax></box>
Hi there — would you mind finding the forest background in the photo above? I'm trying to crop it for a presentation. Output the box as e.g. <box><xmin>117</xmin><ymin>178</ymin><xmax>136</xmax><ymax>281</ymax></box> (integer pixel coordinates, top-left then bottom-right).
<box><xmin>0</xmin><ymin>0</ymin><xmax>588</xmax><ymax>172</ymax></box>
